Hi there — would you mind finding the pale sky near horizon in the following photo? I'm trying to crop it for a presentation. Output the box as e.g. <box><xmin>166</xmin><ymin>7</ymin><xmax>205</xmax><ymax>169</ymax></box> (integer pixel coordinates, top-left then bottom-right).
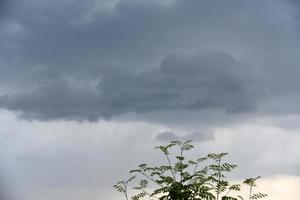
<box><xmin>0</xmin><ymin>0</ymin><xmax>300</xmax><ymax>199</ymax></box>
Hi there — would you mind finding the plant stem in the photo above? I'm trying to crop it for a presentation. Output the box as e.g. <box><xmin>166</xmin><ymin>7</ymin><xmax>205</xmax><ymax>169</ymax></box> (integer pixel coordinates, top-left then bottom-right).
<box><xmin>249</xmin><ymin>184</ymin><xmax>253</xmax><ymax>200</ymax></box>
<box><xmin>193</xmin><ymin>164</ymin><xmax>198</xmax><ymax>175</ymax></box>
<box><xmin>165</xmin><ymin>153</ymin><xmax>176</xmax><ymax>180</ymax></box>
<box><xmin>141</xmin><ymin>172</ymin><xmax>164</xmax><ymax>188</ymax></box>
<box><xmin>124</xmin><ymin>184</ymin><xmax>129</xmax><ymax>200</ymax></box>
<box><xmin>180</xmin><ymin>147</ymin><xmax>183</xmax><ymax>182</ymax></box>
<box><xmin>142</xmin><ymin>190</ymin><xmax>159</xmax><ymax>199</ymax></box>
<box><xmin>225</xmin><ymin>189</ymin><xmax>231</xmax><ymax>197</ymax></box>
<box><xmin>216</xmin><ymin>158</ymin><xmax>221</xmax><ymax>200</ymax></box>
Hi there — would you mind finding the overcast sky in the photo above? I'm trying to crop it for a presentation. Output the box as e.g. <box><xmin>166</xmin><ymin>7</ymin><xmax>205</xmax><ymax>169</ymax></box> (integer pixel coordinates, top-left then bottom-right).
<box><xmin>0</xmin><ymin>0</ymin><xmax>300</xmax><ymax>199</ymax></box>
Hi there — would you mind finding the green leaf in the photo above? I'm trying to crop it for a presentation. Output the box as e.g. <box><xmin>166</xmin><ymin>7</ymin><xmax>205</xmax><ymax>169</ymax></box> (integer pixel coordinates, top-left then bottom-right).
<box><xmin>176</xmin><ymin>156</ymin><xmax>185</xmax><ymax>161</ymax></box>
<box><xmin>251</xmin><ymin>193</ymin><xmax>267</xmax><ymax>199</ymax></box>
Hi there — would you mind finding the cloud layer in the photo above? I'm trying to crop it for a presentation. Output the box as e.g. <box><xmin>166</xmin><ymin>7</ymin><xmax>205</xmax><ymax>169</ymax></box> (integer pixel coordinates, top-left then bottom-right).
<box><xmin>0</xmin><ymin>51</ymin><xmax>262</xmax><ymax>121</ymax></box>
<box><xmin>0</xmin><ymin>0</ymin><xmax>299</xmax><ymax>122</ymax></box>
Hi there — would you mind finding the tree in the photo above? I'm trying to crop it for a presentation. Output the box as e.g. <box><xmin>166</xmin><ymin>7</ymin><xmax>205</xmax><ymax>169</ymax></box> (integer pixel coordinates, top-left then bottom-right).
<box><xmin>114</xmin><ymin>140</ymin><xmax>267</xmax><ymax>200</ymax></box>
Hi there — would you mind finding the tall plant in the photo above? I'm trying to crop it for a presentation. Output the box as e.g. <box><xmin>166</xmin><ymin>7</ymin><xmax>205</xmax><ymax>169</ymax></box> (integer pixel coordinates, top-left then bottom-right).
<box><xmin>114</xmin><ymin>140</ymin><xmax>267</xmax><ymax>200</ymax></box>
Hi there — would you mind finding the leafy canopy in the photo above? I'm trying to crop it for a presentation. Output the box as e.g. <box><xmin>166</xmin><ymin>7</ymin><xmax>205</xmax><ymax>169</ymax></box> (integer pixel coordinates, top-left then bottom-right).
<box><xmin>114</xmin><ymin>140</ymin><xmax>267</xmax><ymax>200</ymax></box>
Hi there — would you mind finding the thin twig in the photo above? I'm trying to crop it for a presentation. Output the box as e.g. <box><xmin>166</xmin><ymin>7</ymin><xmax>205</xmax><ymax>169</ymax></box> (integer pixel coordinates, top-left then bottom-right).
<box><xmin>165</xmin><ymin>153</ymin><xmax>176</xmax><ymax>180</ymax></box>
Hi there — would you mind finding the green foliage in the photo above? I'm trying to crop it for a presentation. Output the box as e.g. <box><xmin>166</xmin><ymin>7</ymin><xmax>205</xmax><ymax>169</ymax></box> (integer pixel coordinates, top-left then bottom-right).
<box><xmin>113</xmin><ymin>176</ymin><xmax>137</xmax><ymax>200</ymax></box>
<box><xmin>114</xmin><ymin>140</ymin><xmax>267</xmax><ymax>200</ymax></box>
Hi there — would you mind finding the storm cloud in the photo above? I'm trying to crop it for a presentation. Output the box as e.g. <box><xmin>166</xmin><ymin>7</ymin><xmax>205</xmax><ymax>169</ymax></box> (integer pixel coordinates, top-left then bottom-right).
<box><xmin>0</xmin><ymin>0</ymin><xmax>299</xmax><ymax>122</ymax></box>
<box><xmin>0</xmin><ymin>51</ymin><xmax>261</xmax><ymax>120</ymax></box>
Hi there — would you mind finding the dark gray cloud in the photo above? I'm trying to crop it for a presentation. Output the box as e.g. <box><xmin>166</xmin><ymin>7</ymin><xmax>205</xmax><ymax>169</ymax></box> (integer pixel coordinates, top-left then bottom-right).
<box><xmin>7</xmin><ymin>0</ymin><xmax>293</xmax><ymax>68</ymax></box>
<box><xmin>0</xmin><ymin>0</ymin><xmax>299</xmax><ymax>122</ymax></box>
<box><xmin>98</xmin><ymin>51</ymin><xmax>260</xmax><ymax>114</ymax></box>
<box><xmin>0</xmin><ymin>0</ymin><xmax>9</xmax><ymax>17</ymax></box>
<box><xmin>0</xmin><ymin>51</ymin><xmax>261</xmax><ymax>120</ymax></box>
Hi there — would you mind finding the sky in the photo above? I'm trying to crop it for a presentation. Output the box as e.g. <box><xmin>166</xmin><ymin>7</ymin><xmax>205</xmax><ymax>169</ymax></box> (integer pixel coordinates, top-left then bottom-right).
<box><xmin>0</xmin><ymin>0</ymin><xmax>300</xmax><ymax>199</ymax></box>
